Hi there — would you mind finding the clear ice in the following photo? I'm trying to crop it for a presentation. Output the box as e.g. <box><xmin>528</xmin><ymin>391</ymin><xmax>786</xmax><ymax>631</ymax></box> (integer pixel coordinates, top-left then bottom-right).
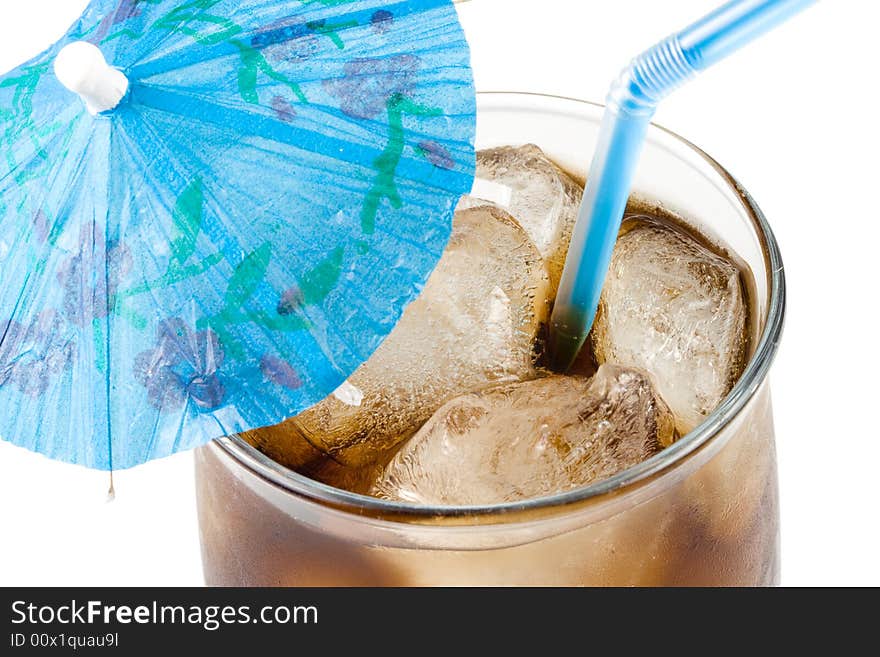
<box><xmin>373</xmin><ymin>364</ymin><xmax>676</xmax><ymax>505</ymax></box>
<box><xmin>592</xmin><ymin>219</ymin><xmax>748</xmax><ymax>434</ymax></box>
<box><xmin>460</xmin><ymin>144</ymin><xmax>583</xmax><ymax>293</ymax></box>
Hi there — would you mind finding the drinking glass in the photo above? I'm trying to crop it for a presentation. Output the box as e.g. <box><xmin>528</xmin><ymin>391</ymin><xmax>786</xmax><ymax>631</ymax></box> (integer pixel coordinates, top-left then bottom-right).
<box><xmin>195</xmin><ymin>92</ymin><xmax>785</xmax><ymax>586</ymax></box>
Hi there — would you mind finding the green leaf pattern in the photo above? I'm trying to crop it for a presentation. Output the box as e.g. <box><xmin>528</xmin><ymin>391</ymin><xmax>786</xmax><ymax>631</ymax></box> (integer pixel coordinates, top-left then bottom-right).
<box><xmin>1</xmin><ymin>0</ymin><xmax>458</xmax><ymax>373</ymax></box>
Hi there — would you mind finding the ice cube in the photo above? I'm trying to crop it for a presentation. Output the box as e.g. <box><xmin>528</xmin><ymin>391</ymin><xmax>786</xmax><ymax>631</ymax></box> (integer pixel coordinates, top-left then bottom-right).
<box><xmin>372</xmin><ymin>364</ymin><xmax>676</xmax><ymax>506</ymax></box>
<box><xmin>463</xmin><ymin>145</ymin><xmax>583</xmax><ymax>292</ymax></box>
<box><xmin>591</xmin><ymin>219</ymin><xmax>749</xmax><ymax>434</ymax></box>
<box><xmin>244</xmin><ymin>205</ymin><xmax>551</xmax><ymax>475</ymax></box>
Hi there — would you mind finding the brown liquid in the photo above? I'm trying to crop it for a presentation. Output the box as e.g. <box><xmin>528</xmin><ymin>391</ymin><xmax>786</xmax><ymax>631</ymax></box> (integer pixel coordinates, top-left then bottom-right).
<box><xmin>195</xmin><ymin>206</ymin><xmax>779</xmax><ymax>587</ymax></box>
<box><xmin>195</xmin><ymin>391</ymin><xmax>778</xmax><ymax>586</ymax></box>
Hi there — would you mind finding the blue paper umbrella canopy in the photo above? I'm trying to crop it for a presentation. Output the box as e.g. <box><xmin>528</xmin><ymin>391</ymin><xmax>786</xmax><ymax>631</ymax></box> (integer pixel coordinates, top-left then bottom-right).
<box><xmin>0</xmin><ymin>0</ymin><xmax>476</xmax><ymax>469</ymax></box>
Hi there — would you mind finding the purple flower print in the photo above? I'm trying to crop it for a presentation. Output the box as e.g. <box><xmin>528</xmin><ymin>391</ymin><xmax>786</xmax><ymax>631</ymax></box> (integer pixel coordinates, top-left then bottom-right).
<box><xmin>110</xmin><ymin>0</ymin><xmax>143</xmax><ymax>23</ymax></box>
<box><xmin>371</xmin><ymin>10</ymin><xmax>394</xmax><ymax>34</ymax></box>
<box><xmin>134</xmin><ymin>318</ymin><xmax>227</xmax><ymax>411</ymax></box>
<box><xmin>418</xmin><ymin>141</ymin><xmax>455</xmax><ymax>170</ymax></box>
<box><xmin>90</xmin><ymin>0</ymin><xmax>146</xmax><ymax>43</ymax></box>
<box><xmin>252</xmin><ymin>18</ymin><xmax>320</xmax><ymax>64</ymax></box>
<box><xmin>260</xmin><ymin>354</ymin><xmax>302</xmax><ymax>390</ymax></box>
<box><xmin>32</xmin><ymin>209</ymin><xmax>49</xmax><ymax>244</ymax></box>
<box><xmin>271</xmin><ymin>95</ymin><xmax>297</xmax><ymax>123</ymax></box>
<box><xmin>56</xmin><ymin>222</ymin><xmax>132</xmax><ymax>327</ymax></box>
<box><xmin>323</xmin><ymin>55</ymin><xmax>420</xmax><ymax>120</ymax></box>
<box><xmin>0</xmin><ymin>311</ymin><xmax>75</xmax><ymax>397</ymax></box>
<box><xmin>277</xmin><ymin>285</ymin><xmax>303</xmax><ymax>316</ymax></box>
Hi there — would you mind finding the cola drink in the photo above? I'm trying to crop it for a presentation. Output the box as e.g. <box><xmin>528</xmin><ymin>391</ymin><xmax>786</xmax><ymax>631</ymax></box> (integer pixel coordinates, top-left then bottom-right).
<box><xmin>195</xmin><ymin>95</ymin><xmax>782</xmax><ymax>586</ymax></box>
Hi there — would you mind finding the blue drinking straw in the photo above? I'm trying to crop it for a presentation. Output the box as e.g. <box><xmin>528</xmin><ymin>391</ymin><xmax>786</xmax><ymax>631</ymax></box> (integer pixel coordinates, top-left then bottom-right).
<box><xmin>548</xmin><ymin>0</ymin><xmax>815</xmax><ymax>371</ymax></box>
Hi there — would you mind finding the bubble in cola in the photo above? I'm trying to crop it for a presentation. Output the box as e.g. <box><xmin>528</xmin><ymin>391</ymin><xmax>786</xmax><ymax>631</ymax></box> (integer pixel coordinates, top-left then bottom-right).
<box><xmin>372</xmin><ymin>364</ymin><xmax>676</xmax><ymax>506</ymax></box>
<box><xmin>591</xmin><ymin>219</ymin><xmax>749</xmax><ymax>435</ymax></box>
<box><xmin>243</xmin><ymin>205</ymin><xmax>551</xmax><ymax>476</ymax></box>
<box><xmin>459</xmin><ymin>144</ymin><xmax>583</xmax><ymax>293</ymax></box>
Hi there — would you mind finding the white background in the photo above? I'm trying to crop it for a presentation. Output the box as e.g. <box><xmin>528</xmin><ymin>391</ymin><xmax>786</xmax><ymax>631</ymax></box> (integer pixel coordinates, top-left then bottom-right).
<box><xmin>0</xmin><ymin>0</ymin><xmax>877</xmax><ymax>587</ymax></box>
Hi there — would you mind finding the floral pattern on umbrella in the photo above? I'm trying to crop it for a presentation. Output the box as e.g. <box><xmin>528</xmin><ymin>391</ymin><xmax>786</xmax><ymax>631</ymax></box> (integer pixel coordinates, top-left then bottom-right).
<box><xmin>56</xmin><ymin>222</ymin><xmax>133</xmax><ymax>327</ymax></box>
<box><xmin>0</xmin><ymin>311</ymin><xmax>76</xmax><ymax>397</ymax></box>
<box><xmin>0</xmin><ymin>0</ymin><xmax>475</xmax><ymax>469</ymax></box>
<box><xmin>134</xmin><ymin>318</ymin><xmax>227</xmax><ymax>411</ymax></box>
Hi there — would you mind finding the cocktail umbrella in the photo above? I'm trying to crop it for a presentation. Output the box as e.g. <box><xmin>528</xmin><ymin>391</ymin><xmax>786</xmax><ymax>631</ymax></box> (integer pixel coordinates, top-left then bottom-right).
<box><xmin>0</xmin><ymin>0</ymin><xmax>475</xmax><ymax>469</ymax></box>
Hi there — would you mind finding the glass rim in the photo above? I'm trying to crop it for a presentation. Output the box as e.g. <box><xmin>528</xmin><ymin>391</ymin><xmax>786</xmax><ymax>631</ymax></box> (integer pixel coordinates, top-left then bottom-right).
<box><xmin>211</xmin><ymin>91</ymin><xmax>787</xmax><ymax>523</ymax></box>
